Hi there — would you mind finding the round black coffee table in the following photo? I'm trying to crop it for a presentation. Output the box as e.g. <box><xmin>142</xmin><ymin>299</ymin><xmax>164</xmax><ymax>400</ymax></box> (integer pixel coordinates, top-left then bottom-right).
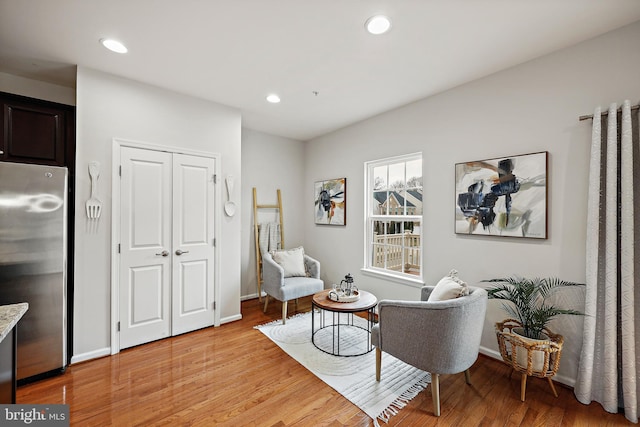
<box><xmin>311</xmin><ymin>289</ymin><xmax>377</xmax><ymax>357</ymax></box>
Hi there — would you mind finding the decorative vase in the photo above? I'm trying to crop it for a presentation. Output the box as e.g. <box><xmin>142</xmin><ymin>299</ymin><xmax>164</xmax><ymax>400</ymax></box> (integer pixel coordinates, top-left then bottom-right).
<box><xmin>512</xmin><ymin>327</ymin><xmax>549</xmax><ymax>373</ymax></box>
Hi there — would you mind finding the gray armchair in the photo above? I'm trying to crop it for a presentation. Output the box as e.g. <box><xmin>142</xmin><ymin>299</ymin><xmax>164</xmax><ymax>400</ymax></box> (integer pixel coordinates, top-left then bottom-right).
<box><xmin>372</xmin><ymin>285</ymin><xmax>488</xmax><ymax>416</ymax></box>
<box><xmin>262</xmin><ymin>252</ymin><xmax>324</xmax><ymax>324</ymax></box>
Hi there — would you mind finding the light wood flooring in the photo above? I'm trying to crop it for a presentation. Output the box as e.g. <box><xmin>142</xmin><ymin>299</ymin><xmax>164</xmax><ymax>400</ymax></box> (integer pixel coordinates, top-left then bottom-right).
<box><xmin>18</xmin><ymin>297</ymin><xmax>633</xmax><ymax>426</ymax></box>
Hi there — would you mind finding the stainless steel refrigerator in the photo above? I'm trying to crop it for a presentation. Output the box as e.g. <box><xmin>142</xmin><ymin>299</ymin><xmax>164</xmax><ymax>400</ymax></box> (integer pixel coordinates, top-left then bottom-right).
<box><xmin>0</xmin><ymin>161</ymin><xmax>67</xmax><ymax>381</ymax></box>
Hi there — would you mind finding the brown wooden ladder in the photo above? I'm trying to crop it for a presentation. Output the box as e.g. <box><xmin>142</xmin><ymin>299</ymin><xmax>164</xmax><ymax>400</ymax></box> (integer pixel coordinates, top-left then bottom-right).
<box><xmin>252</xmin><ymin>188</ymin><xmax>284</xmax><ymax>302</ymax></box>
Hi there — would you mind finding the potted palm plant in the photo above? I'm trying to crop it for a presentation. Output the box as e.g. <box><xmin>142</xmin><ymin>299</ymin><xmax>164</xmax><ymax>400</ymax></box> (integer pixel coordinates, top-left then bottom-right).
<box><xmin>484</xmin><ymin>276</ymin><xmax>584</xmax><ymax>373</ymax></box>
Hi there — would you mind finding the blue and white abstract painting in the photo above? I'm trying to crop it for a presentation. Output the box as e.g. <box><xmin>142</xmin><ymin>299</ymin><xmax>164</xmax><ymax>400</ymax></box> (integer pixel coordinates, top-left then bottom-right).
<box><xmin>455</xmin><ymin>151</ymin><xmax>547</xmax><ymax>238</ymax></box>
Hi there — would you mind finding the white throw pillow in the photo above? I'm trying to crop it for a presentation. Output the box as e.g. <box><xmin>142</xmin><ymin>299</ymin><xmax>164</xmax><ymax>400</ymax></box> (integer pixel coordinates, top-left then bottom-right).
<box><xmin>270</xmin><ymin>246</ymin><xmax>307</xmax><ymax>278</ymax></box>
<box><xmin>428</xmin><ymin>269</ymin><xmax>469</xmax><ymax>301</ymax></box>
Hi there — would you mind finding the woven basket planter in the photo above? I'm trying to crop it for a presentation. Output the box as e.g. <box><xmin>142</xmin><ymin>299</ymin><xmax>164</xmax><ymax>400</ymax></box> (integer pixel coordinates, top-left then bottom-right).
<box><xmin>495</xmin><ymin>319</ymin><xmax>563</xmax><ymax>401</ymax></box>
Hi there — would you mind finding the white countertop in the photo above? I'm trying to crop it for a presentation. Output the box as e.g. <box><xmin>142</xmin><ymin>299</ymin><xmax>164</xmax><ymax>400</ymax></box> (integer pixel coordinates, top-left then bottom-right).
<box><xmin>0</xmin><ymin>303</ymin><xmax>28</xmax><ymax>343</ymax></box>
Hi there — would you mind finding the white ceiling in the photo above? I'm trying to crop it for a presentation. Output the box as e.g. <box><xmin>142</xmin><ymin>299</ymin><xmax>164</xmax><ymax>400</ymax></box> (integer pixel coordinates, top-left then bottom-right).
<box><xmin>1</xmin><ymin>1</ymin><xmax>640</xmax><ymax>141</ymax></box>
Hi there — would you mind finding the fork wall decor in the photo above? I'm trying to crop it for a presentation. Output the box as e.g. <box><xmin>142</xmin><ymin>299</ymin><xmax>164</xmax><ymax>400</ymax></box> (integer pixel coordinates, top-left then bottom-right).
<box><xmin>86</xmin><ymin>161</ymin><xmax>102</xmax><ymax>219</ymax></box>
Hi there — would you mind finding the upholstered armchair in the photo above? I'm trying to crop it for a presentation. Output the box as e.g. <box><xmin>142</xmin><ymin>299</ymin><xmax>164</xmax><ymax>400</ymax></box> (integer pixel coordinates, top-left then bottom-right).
<box><xmin>261</xmin><ymin>248</ymin><xmax>324</xmax><ymax>324</ymax></box>
<box><xmin>372</xmin><ymin>285</ymin><xmax>488</xmax><ymax>416</ymax></box>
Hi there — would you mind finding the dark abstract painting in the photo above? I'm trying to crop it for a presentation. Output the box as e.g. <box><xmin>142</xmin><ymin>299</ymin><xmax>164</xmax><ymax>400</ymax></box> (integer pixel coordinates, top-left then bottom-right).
<box><xmin>314</xmin><ymin>178</ymin><xmax>346</xmax><ymax>225</ymax></box>
<box><xmin>455</xmin><ymin>152</ymin><xmax>547</xmax><ymax>238</ymax></box>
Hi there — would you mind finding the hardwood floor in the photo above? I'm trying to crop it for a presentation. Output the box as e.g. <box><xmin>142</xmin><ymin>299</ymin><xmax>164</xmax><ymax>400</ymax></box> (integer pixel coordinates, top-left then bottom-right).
<box><xmin>18</xmin><ymin>297</ymin><xmax>632</xmax><ymax>426</ymax></box>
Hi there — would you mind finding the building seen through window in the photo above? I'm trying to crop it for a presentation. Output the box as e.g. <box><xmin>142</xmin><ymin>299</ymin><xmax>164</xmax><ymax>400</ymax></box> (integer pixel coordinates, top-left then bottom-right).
<box><xmin>365</xmin><ymin>153</ymin><xmax>422</xmax><ymax>280</ymax></box>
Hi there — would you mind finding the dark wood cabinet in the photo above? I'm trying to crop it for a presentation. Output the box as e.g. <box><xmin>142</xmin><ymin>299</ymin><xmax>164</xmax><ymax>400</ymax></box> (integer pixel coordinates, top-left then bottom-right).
<box><xmin>1</xmin><ymin>92</ymin><xmax>74</xmax><ymax>166</ymax></box>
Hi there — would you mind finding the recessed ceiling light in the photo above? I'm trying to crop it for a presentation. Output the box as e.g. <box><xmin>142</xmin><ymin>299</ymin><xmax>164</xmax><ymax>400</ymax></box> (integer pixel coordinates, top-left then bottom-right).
<box><xmin>365</xmin><ymin>15</ymin><xmax>391</xmax><ymax>35</ymax></box>
<box><xmin>100</xmin><ymin>38</ymin><xmax>128</xmax><ymax>54</ymax></box>
<box><xmin>266</xmin><ymin>94</ymin><xmax>281</xmax><ymax>104</ymax></box>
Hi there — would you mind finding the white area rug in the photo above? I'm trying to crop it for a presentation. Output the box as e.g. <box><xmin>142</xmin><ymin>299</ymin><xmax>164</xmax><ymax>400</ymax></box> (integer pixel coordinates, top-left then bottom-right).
<box><xmin>255</xmin><ymin>311</ymin><xmax>430</xmax><ymax>426</ymax></box>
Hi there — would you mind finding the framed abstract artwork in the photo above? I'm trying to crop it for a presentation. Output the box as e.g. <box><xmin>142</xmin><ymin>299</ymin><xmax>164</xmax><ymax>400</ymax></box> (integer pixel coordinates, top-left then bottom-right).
<box><xmin>314</xmin><ymin>178</ymin><xmax>346</xmax><ymax>225</ymax></box>
<box><xmin>455</xmin><ymin>151</ymin><xmax>548</xmax><ymax>238</ymax></box>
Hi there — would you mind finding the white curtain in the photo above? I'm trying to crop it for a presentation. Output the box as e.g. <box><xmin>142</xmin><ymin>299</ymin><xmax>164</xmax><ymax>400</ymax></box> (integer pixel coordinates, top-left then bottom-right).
<box><xmin>575</xmin><ymin>100</ymin><xmax>640</xmax><ymax>423</ymax></box>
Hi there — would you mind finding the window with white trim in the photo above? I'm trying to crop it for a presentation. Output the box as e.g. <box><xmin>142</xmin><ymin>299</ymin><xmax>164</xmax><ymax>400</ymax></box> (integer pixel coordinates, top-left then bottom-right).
<box><xmin>364</xmin><ymin>153</ymin><xmax>423</xmax><ymax>282</ymax></box>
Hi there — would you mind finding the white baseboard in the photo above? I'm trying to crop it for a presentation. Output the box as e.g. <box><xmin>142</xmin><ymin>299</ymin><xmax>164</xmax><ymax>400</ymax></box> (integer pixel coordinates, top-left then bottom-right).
<box><xmin>71</xmin><ymin>347</ymin><xmax>111</xmax><ymax>365</ymax></box>
<box><xmin>479</xmin><ymin>345</ymin><xmax>501</xmax><ymax>360</ymax></box>
<box><xmin>478</xmin><ymin>345</ymin><xmax>575</xmax><ymax>388</ymax></box>
<box><xmin>220</xmin><ymin>314</ymin><xmax>242</xmax><ymax>324</ymax></box>
<box><xmin>241</xmin><ymin>292</ymin><xmax>265</xmax><ymax>301</ymax></box>
<box><xmin>551</xmin><ymin>373</ymin><xmax>575</xmax><ymax>388</ymax></box>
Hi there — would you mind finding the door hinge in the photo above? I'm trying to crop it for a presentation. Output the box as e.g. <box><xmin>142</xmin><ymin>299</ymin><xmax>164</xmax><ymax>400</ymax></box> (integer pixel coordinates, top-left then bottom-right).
<box><xmin>212</xmin><ymin>238</ymin><xmax>216</xmax><ymax>247</ymax></box>
<box><xmin>118</xmin><ymin>244</ymin><xmax>121</xmax><ymax>253</ymax></box>
<box><xmin>117</xmin><ymin>321</ymin><xmax>120</xmax><ymax>332</ymax></box>
<box><xmin>119</xmin><ymin>165</ymin><xmax>122</xmax><ymax>177</ymax></box>
<box><xmin>213</xmin><ymin>301</ymin><xmax>216</xmax><ymax>310</ymax></box>
<box><xmin>212</xmin><ymin>174</ymin><xmax>217</xmax><ymax>184</ymax></box>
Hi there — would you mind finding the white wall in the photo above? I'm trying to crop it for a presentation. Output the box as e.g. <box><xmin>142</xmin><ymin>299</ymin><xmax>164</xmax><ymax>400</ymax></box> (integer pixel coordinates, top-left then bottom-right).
<box><xmin>302</xmin><ymin>21</ymin><xmax>640</xmax><ymax>385</ymax></box>
<box><xmin>0</xmin><ymin>71</ymin><xmax>76</xmax><ymax>105</ymax></box>
<box><xmin>74</xmin><ymin>67</ymin><xmax>242</xmax><ymax>361</ymax></box>
<box><xmin>240</xmin><ymin>128</ymin><xmax>306</xmax><ymax>299</ymax></box>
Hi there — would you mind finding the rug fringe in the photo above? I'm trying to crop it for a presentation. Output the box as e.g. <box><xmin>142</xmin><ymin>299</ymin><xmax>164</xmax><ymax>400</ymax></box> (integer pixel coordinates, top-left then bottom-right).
<box><xmin>375</xmin><ymin>374</ymin><xmax>430</xmax><ymax>425</ymax></box>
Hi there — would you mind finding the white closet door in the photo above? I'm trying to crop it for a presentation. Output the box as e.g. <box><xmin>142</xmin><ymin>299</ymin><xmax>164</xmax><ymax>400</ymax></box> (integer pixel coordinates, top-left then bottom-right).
<box><xmin>171</xmin><ymin>153</ymin><xmax>216</xmax><ymax>335</ymax></box>
<box><xmin>118</xmin><ymin>146</ymin><xmax>217</xmax><ymax>349</ymax></box>
<box><xmin>119</xmin><ymin>147</ymin><xmax>172</xmax><ymax>349</ymax></box>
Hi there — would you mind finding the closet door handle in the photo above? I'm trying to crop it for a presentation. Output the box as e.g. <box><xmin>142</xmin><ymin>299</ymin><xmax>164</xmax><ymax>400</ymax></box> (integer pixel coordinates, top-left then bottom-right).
<box><xmin>175</xmin><ymin>249</ymin><xmax>189</xmax><ymax>256</ymax></box>
<box><xmin>156</xmin><ymin>250</ymin><xmax>169</xmax><ymax>257</ymax></box>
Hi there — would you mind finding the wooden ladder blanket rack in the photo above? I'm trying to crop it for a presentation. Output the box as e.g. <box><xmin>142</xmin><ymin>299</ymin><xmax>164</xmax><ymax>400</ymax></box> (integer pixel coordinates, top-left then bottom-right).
<box><xmin>253</xmin><ymin>188</ymin><xmax>284</xmax><ymax>302</ymax></box>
